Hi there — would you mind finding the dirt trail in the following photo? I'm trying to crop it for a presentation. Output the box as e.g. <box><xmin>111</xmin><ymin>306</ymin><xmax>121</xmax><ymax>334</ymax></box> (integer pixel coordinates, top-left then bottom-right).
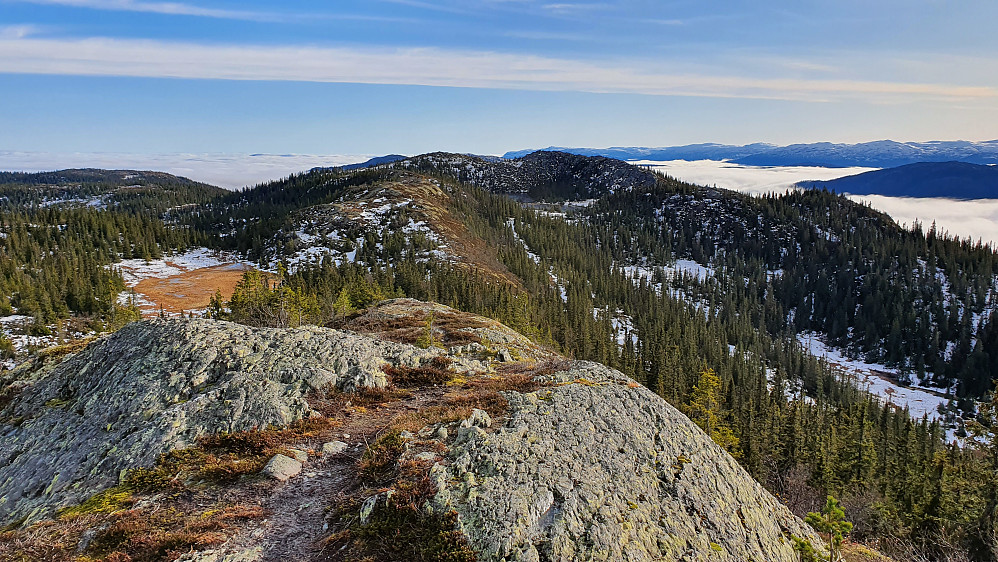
<box><xmin>207</xmin><ymin>387</ymin><xmax>449</xmax><ymax>562</ymax></box>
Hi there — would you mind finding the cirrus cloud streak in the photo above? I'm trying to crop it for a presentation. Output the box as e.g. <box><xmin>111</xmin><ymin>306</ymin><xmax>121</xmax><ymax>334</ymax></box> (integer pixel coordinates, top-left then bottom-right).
<box><xmin>0</xmin><ymin>34</ymin><xmax>994</xmax><ymax>103</ymax></box>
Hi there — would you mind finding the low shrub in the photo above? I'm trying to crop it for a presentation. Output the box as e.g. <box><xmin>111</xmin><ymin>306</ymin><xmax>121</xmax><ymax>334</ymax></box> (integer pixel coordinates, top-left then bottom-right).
<box><xmin>383</xmin><ymin>356</ymin><xmax>455</xmax><ymax>387</ymax></box>
<box><xmin>359</xmin><ymin>430</ymin><xmax>408</xmax><ymax>485</ymax></box>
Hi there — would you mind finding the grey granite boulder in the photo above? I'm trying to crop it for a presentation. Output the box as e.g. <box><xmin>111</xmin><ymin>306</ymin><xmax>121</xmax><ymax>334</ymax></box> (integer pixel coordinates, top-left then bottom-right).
<box><xmin>0</xmin><ymin>317</ymin><xmax>433</xmax><ymax>525</ymax></box>
<box><xmin>431</xmin><ymin>361</ymin><xmax>823</xmax><ymax>562</ymax></box>
<box><xmin>321</xmin><ymin>441</ymin><xmax>348</xmax><ymax>456</ymax></box>
<box><xmin>262</xmin><ymin>454</ymin><xmax>302</xmax><ymax>482</ymax></box>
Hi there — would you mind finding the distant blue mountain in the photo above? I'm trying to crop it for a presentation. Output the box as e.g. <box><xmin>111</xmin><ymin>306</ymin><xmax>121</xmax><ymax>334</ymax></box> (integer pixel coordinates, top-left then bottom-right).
<box><xmin>340</xmin><ymin>154</ymin><xmax>408</xmax><ymax>170</ymax></box>
<box><xmin>503</xmin><ymin>143</ymin><xmax>776</xmax><ymax>162</ymax></box>
<box><xmin>799</xmin><ymin>161</ymin><xmax>998</xmax><ymax>200</ymax></box>
<box><xmin>503</xmin><ymin>140</ymin><xmax>998</xmax><ymax>168</ymax></box>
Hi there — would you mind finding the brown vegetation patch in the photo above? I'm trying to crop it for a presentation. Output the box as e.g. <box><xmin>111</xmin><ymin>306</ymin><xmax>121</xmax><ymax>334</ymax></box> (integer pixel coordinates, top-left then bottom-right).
<box><xmin>342</xmin><ymin>308</ymin><xmax>488</xmax><ymax>347</ymax></box>
<box><xmin>0</xmin><ymin>384</ymin><xmax>19</xmax><ymax>413</ymax></box>
<box><xmin>163</xmin><ymin>417</ymin><xmax>341</xmax><ymax>483</ymax></box>
<box><xmin>2</xmin><ymin>492</ymin><xmax>266</xmax><ymax>562</ymax></box>
<box><xmin>81</xmin><ymin>504</ymin><xmax>259</xmax><ymax>562</ymax></box>
<box><xmin>383</xmin><ymin>356</ymin><xmax>456</xmax><ymax>387</ymax></box>
<box><xmin>310</xmin><ymin>386</ymin><xmax>411</xmax><ymax>417</ymax></box>
<box><xmin>128</xmin><ymin>263</ymin><xmax>253</xmax><ymax>317</ymax></box>
<box><xmin>324</xmin><ymin>459</ymin><xmax>476</xmax><ymax>562</ymax></box>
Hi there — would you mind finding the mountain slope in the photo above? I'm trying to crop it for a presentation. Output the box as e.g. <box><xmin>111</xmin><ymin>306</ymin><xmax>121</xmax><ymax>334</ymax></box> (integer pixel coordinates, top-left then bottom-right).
<box><xmin>399</xmin><ymin>150</ymin><xmax>656</xmax><ymax>200</ymax></box>
<box><xmin>0</xmin><ymin>152</ymin><xmax>986</xmax><ymax>560</ymax></box>
<box><xmin>0</xmin><ymin>168</ymin><xmax>226</xmax><ymax>214</ymax></box>
<box><xmin>800</xmin><ymin>161</ymin><xmax>998</xmax><ymax>199</ymax></box>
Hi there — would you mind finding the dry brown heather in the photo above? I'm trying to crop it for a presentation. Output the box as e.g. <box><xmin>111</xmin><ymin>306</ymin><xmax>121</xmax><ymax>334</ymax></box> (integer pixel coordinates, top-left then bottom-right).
<box><xmin>121</xmin><ymin>262</ymin><xmax>254</xmax><ymax>317</ymax></box>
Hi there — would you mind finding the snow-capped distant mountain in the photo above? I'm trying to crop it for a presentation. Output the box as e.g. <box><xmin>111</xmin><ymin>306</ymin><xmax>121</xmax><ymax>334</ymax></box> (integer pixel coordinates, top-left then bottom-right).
<box><xmin>504</xmin><ymin>140</ymin><xmax>998</xmax><ymax>168</ymax></box>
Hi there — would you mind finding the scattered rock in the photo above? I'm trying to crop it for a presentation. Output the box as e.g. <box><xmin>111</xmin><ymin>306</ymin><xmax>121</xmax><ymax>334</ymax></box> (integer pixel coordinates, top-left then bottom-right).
<box><xmin>261</xmin><ymin>454</ymin><xmax>302</xmax><ymax>482</ymax></box>
<box><xmin>455</xmin><ymin>425</ymin><xmax>487</xmax><ymax>445</ymax></box>
<box><xmin>399</xmin><ymin>430</ymin><xmax>416</xmax><ymax>441</ymax></box>
<box><xmin>286</xmin><ymin>448</ymin><xmax>308</xmax><ymax>463</ymax></box>
<box><xmin>359</xmin><ymin>494</ymin><xmax>379</xmax><ymax>525</ymax></box>
<box><xmin>461</xmin><ymin>408</ymin><xmax>492</xmax><ymax>429</ymax></box>
<box><xmin>321</xmin><ymin>441</ymin><xmax>348</xmax><ymax>456</ymax></box>
<box><xmin>414</xmin><ymin>451</ymin><xmax>438</xmax><ymax>462</ymax></box>
<box><xmin>435</xmin><ymin>426</ymin><xmax>449</xmax><ymax>440</ymax></box>
<box><xmin>175</xmin><ymin>546</ymin><xmax>263</xmax><ymax>562</ymax></box>
<box><xmin>497</xmin><ymin>349</ymin><xmax>513</xmax><ymax>362</ymax></box>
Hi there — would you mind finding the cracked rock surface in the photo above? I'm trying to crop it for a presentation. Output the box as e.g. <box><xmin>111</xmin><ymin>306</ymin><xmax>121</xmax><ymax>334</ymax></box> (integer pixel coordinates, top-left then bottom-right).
<box><xmin>0</xmin><ymin>318</ymin><xmax>432</xmax><ymax>525</ymax></box>
<box><xmin>432</xmin><ymin>361</ymin><xmax>821</xmax><ymax>562</ymax></box>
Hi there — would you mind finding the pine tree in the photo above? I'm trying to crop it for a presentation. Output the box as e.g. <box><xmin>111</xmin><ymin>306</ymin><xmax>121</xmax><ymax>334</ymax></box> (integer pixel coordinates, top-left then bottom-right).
<box><xmin>682</xmin><ymin>368</ymin><xmax>740</xmax><ymax>456</ymax></box>
<box><xmin>805</xmin><ymin>495</ymin><xmax>853</xmax><ymax>562</ymax></box>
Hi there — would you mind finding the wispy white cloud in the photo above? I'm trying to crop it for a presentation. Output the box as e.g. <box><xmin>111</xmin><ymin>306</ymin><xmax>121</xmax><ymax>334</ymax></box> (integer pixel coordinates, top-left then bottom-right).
<box><xmin>503</xmin><ymin>29</ymin><xmax>592</xmax><ymax>41</ymax></box>
<box><xmin>0</xmin><ymin>24</ymin><xmax>47</xmax><ymax>38</ymax></box>
<box><xmin>541</xmin><ymin>2</ymin><xmax>609</xmax><ymax>14</ymax></box>
<box><xmin>5</xmin><ymin>0</ymin><xmax>414</xmax><ymax>23</ymax></box>
<box><xmin>7</xmin><ymin>0</ymin><xmax>278</xmax><ymax>21</ymax></box>
<box><xmin>0</xmin><ymin>35</ymin><xmax>993</xmax><ymax>103</ymax></box>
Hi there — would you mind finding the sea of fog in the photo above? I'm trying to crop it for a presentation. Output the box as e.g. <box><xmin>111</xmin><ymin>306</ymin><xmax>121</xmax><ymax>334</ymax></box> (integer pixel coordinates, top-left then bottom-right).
<box><xmin>0</xmin><ymin>151</ymin><xmax>374</xmax><ymax>190</ymax></box>
<box><xmin>639</xmin><ymin>159</ymin><xmax>998</xmax><ymax>247</ymax></box>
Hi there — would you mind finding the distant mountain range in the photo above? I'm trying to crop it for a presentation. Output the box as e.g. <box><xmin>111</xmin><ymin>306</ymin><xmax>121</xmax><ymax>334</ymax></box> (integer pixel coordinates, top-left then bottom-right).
<box><xmin>799</xmin><ymin>161</ymin><xmax>998</xmax><ymax>200</ymax></box>
<box><xmin>503</xmin><ymin>140</ymin><xmax>998</xmax><ymax>168</ymax></box>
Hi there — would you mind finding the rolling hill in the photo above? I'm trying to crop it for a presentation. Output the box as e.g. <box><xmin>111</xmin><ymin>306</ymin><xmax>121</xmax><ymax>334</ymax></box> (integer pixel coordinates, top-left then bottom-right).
<box><xmin>799</xmin><ymin>161</ymin><xmax>998</xmax><ymax>199</ymax></box>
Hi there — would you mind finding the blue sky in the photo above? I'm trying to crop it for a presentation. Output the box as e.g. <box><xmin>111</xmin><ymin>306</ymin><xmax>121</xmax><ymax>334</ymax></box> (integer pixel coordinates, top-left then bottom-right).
<box><xmin>1</xmin><ymin>0</ymin><xmax>997</xmax><ymax>156</ymax></box>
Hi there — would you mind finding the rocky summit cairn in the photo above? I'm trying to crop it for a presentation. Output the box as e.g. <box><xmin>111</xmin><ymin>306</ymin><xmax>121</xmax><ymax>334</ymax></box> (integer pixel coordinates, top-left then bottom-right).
<box><xmin>0</xmin><ymin>318</ymin><xmax>433</xmax><ymax>524</ymax></box>
<box><xmin>431</xmin><ymin>361</ymin><xmax>821</xmax><ymax>561</ymax></box>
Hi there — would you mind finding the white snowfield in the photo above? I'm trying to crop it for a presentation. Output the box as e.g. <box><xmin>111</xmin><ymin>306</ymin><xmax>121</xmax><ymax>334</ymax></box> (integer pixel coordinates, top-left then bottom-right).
<box><xmin>798</xmin><ymin>333</ymin><xmax>957</xmax><ymax>432</ymax></box>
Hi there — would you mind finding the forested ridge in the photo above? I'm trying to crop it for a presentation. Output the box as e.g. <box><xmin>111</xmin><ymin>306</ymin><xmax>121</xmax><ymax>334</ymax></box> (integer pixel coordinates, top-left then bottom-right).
<box><xmin>3</xmin><ymin>155</ymin><xmax>998</xmax><ymax>559</ymax></box>
<box><xmin>0</xmin><ymin>171</ymin><xmax>221</xmax><ymax>332</ymax></box>
<box><xmin>592</xmin><ymin>177</ymin><xmax>998</xmax><ymax>403</ymax></box>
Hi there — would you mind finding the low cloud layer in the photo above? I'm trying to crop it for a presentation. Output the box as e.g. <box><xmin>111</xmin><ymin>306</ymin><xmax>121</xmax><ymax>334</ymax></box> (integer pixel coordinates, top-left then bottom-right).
<box><xmin>646</xmin><ymin>159</ymin><xmax>998</xmax><ymax>246</ymax></box>
<box><xmin>0</xmin><ymin>151</ymin><xmax>373</xmax><ymax>189</ymax></box>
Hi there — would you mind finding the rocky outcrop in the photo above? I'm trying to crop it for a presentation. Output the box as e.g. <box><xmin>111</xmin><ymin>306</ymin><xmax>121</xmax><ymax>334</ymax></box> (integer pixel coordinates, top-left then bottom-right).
<box><xmin>431</xmin><ymin>362</ymin><xmax>821</xmax><ymax>561</ymax></box>
<box><xmin>1</xmin><ymin>310</ymin><xmax>823</xmax><ymax>562</ymax></box>
<box><xmin>0</xmin><ymin>318</ymin><xmax>432</xmax><ymax>524</ymax></box>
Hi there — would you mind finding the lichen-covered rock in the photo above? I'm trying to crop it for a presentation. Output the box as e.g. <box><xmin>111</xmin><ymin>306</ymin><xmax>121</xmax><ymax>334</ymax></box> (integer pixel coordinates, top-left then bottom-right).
<box><xmin>431</xmin><ymin>361</ymin><xmax>823</xmax><ymax>562</ymax></box>
<box><xmin>321</xmin><ymin>441</ymin><xmax>348</xmax><ymax>456</ymax></box>
<box><xmin>262</xmin><ymin>454</ymin><xmax>303</xmax><ymax>482</ymax></box>
<box><xmin>0</xmin><ymin>318</ymin><xmax>433</xmax><ymax>525</ymax></box>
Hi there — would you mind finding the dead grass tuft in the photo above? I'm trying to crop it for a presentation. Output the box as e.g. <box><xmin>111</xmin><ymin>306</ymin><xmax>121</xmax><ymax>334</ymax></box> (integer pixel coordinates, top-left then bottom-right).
<box><xmin>325</xmin><ymin>457</ymin><xmax>476</xmax><ymax>562</ymax></box>
<box><xmin>312</xmin><ymin>386</ymin><xmax>411</xmax><ymax>417</ymax></box>
<box><xmin>84</xmin><ymin>503</ymin><xmax>261</xmax><ymax>562</ymax></box>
